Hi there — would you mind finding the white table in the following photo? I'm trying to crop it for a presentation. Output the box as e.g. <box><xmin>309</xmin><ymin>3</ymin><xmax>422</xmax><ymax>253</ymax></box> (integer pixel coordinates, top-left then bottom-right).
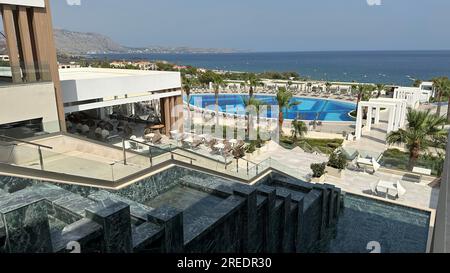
<box><xmin>376</xmin><ymin>180</ymin><xmax>398</xmax><ymax>198</ymax></box>
<box><xmin>214</xmin><ymin>143</ymin><xmax>225</xmax><ymax>150</ymax></box>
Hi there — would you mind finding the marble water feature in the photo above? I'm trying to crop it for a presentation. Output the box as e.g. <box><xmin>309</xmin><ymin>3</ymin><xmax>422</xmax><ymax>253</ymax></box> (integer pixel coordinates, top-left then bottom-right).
<box><xmin>0</xmin><ymin>167</ymin><xmax>342</xmax><ymax>253</ymax></box>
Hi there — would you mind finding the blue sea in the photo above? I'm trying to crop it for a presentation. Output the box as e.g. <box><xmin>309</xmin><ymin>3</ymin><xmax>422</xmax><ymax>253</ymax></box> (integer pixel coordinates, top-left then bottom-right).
<box><xmin>92</xmin><ymin>51</ymin><xmax>450</xmax><ymax>86</ymax></box>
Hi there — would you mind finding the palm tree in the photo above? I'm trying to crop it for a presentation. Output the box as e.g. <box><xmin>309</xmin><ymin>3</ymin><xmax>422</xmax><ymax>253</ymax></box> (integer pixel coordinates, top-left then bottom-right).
<box><xmin>243</xmin><ymin>97</ymin><xmax>267</xmax><ymax>139</ymax></box>
<box><xmin>291</xmin><ymin>118</ymin><xmax>308</xmax><ymax>140</ymax></box>
<box><xmin>376</xmin><ymin>84</ymin><xmax>385</xmax><ymax>98</ymax></box>
<box><xmin>182</xmin><ymin>77</ymin><xmax>193</xmax><ymax>113</ymax></box>
<box><xmin>432</xmin><ymin>77</ymin><xmax>450</xmax><ymax>117</ymax></box>
<box><xmin>355</xmin><ymin>85</ymin><xmax>366</xmax><ymax>111</ymax></box>
<box><xmin>248</xmin><ymin>74</ymin><xmax>261</xmax><ymax>98</ymax></box>
<box><xmin>386</xmin><ymin>108</ymin><xmax>447</xmax><ymax>170</ymax></box>
<box><xmin>276</xmin><ymin>87</ymin><xmax>300</xmax><ymax>136</ymax></box>
<box><xmin>212</xmin><ymin>75</ymin><xmax>224</xmax><ymax>125</ymax></box>
<box><xmin>325</xmin><ymin>82</ymin><xmax>332</xmax><ymax>94</ymax></box>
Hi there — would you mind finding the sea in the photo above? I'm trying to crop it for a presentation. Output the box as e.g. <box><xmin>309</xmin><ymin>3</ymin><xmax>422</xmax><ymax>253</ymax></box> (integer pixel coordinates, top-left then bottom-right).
<box><xmin>91</xmin><ymin>50</ymin><xmax>450</xmax><ymax>86</ymax></box>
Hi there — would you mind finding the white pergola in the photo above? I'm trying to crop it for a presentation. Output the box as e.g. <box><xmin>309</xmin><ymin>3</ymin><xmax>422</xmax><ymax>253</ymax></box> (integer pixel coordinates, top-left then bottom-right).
<box><xmin>393</xmin><ymin>87</ymin><xmax>423</xmax><ymax>108</ymax></box>
<box><xmin>355</xmin><ymin>98</ymin><xmax>408</xmax><ymax>140</ymax></box>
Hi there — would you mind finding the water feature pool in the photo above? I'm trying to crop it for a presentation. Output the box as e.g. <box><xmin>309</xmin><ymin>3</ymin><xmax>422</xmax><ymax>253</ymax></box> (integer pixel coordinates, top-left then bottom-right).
<box><xmin>320</xmin><ymin>194</ymin><xmax>431</xmax><ymax>253</ymax></box>
<box><xmin>187</xmin><ymin>94</ymin><xmax>356</xmax><ymax>122</ymax></box>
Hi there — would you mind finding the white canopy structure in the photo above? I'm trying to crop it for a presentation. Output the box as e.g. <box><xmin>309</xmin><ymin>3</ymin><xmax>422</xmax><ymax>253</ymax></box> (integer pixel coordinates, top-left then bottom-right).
<box><xmin>394</xmin><ymin>87</ymin><xmax>430</xmax><ymax>106</ymax></box>
<box><xmin>355</xmin><ymin>98</ymin><xmax>408</xmax><ymax>140</ymax></box>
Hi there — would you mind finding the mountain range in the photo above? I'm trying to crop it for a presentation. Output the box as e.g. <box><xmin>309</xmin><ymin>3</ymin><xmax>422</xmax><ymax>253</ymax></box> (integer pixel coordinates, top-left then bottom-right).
<box><xmin>0</xmin><ymin>29</ymin><xmax>241</xmax><ymax>56</ymax></box>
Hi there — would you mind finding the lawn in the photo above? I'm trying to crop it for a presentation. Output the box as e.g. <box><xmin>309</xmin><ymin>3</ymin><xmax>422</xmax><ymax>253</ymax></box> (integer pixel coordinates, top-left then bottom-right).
<box><xmin>379</xmin><ymin>149</ymin><xmax>445</xmax><ymax>176</ymax></box>
<box><xmin>280</xmin><ymin>136</ymin><xmax>343</xmax><ymax>155</ymax></box>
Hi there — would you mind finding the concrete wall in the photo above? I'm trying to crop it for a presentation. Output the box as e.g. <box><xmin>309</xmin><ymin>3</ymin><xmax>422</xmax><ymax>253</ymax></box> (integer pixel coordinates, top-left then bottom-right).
<box><xmin>0</xmin><ymin>83</ymin><xmax>60</xmax><ymax>133</ymax></box>
<box><xmin>433</xmin><ymin>131</ymin><xmax>450</xmax><ymax>253</ymax></box>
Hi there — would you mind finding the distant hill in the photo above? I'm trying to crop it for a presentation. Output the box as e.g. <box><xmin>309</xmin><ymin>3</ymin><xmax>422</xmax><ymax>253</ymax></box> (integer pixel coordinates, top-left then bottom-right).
<box><xmin>54</xmin><ymin>29</ymin><xmax>126</xmax><ymax>55</ymax></box>
<box><xmin>0</xmin><ymin>29</ymin><xmax>243</xmax><ymax>56</ymax></box>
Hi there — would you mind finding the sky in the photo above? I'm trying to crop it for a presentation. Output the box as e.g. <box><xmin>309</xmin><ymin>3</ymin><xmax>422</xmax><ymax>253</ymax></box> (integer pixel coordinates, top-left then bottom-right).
<box><xmin>49</xmin><ymin>0</ymin><xmax>450</xmax><ymax>52</ymax></box>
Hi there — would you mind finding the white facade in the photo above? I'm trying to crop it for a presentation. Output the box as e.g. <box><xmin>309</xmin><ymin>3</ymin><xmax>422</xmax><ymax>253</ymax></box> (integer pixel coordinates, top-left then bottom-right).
<box><xmin>59</xmin><ymin>68</ymin><xmax>182</xmax><ymax>114</ymax></box>
<box><xmin>0</xmin><ymin>82</ymin><xmax>60</xmax><ymax>133</ymax></box>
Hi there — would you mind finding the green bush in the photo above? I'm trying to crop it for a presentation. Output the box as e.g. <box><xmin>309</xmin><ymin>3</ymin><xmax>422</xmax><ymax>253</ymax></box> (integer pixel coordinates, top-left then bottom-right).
<box><xmin>246</xmin><ymin>142</ymin><xmax>256</xmax><ymax>154</ymax></box>
<box><xmin>311</xmin><ymin>163</ymin><xmax>327</xmax><ymax>178</ymax></box>
<box><xmin>327</xmin><ymin>151</ymin><xmax>348</xmax><ymax>170</ymax></box>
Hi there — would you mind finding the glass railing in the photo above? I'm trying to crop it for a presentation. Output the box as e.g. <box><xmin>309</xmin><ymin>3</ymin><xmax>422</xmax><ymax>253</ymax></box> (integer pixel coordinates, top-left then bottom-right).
<box><xmin>0</xmin><ymin>64</ymin><xmax>52</xmax><ymax>86</ymax></box>
<box><xmin>1</xmin><ymin>134</ymin><xmax>309</xmax><ymax>184</ymax></box>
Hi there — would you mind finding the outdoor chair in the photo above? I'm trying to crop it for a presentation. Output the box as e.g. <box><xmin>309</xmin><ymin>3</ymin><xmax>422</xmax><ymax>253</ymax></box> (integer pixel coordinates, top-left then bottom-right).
<box><xmin>191</xmin><ymin>139</ymin><xmax>203</xmax><ymax>150</ymax></box>
<box><xmin>151</xmin><ymin>132</ymin><xmax>163</xmax><ymax>145</ymax></box>
<box><xmin>395</xmin><ymin>180</ymin><xmax>407</xmax><ymax>198</ymax></box>
<box><xmin>94</xmin><ymin>127</ymin><xmax>102</xmax><ymax>139</ymax></box>
<box><xmin>370</xmin><ymin>181</ymin><xmax>379</xmax><ymax>196</ymax></box>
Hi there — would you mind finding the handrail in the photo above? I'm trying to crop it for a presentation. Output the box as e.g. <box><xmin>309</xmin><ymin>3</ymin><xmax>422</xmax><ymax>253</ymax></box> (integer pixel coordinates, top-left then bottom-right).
<box><xmin>0</xmin><ymin>135</ymin><xmax>53</xmax><ymax>150</ymax></box>
<box><xmin>125</xmin><ymin>138</ymin><xmax>197</xmax><ymax>163</ymax></box>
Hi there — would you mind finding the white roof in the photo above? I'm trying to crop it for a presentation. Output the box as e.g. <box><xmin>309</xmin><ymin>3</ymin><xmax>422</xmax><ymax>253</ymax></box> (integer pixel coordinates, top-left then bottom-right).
<box><xmin>60</xmin><ymin>68</ymin><xmax>182</xmax><ymax>113</ymax></box>
<box><xmin>0</xmin><ymin>0</ymin><xmax>45</xmax><ymax>7</ymax></box>
<box><xmin>59</xmin><ymin>67</ymin><xmax>176</xmax><ymax>81</ymax></box>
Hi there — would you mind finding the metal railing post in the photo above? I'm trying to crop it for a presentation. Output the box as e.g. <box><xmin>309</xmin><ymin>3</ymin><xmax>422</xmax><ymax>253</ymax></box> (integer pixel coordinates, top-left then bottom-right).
<box><xmin>122</xmin><ymin>139</ymin><xmax>127</xmax><ymax>165</ymax></box>
<box><xmin>247</xmin><ymin>161</ymin><xmax>249</xmax><ymax>176</ymax></box>
<box><xmin>38</xmin><ymin>146</ymin><xmax>44</xmax><ymax>170</ymax></box>
<box><xmin>110</xmin><ymin>163</ymin><xmax>115</xmax><ymax>182</ymax></box>
<box><xmin>149</xmin><ymin>147</ymin><xmax>153</xmax><ymax>166</ymax></box>
<box><xmin>236</xmin><ymin>158</ymin><xmax>239</xmax><ymax>173</ymax></box>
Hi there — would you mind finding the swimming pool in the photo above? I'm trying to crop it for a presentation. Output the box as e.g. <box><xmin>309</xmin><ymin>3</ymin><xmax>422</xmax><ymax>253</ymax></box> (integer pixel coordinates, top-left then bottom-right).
<box><xmin>187</xmin><ymin>94</ymin><xmax>356</xmax><ymax>122</ymax></box>
<box><xmin>319</xmin><ymin>194</ymin><xmax>431</xmax><ymax>253</ymax></box>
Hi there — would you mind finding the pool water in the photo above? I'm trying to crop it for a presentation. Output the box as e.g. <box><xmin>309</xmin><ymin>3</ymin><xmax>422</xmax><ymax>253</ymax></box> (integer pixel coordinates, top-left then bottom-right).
<box><xmin>319</xmin><ymin>194</ymin><xmax>431</xmax><ymax>253</ymax></box>
<box><xmin>145</xmin><ymin>185</ymin><xmax>225</xmax><ymax>226</ymax></box>
<box><xmin>187</xmin><ymin>94</ymin><xmax>356</xmax><ymax>122</ymax></box>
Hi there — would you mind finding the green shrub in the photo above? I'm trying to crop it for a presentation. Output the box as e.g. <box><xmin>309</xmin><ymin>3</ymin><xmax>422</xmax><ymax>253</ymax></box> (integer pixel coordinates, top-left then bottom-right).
<box><xmin>246</xmin><ymin>142</ymin><xmax>256</xmax><ymax>154</ymax></box>
<box><xmin>327</xmin><ymin>151</ymin><xmax>348</xmax><ymax>170</ymax></box>
<box><xmin>311</xmin><ymin>163</ymin><xmax>327</xmax><ymax>178</ymax></box>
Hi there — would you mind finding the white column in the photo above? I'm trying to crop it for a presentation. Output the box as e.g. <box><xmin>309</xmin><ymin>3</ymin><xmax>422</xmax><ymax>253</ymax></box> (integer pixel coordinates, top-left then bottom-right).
<box><xmin>355</xmin><ymin>104</ymin><xmax>364</xmax><ymax>140</ymax></box>
<box><xmin>375</xmin><ymin>107</ymin><xmax>381</xmax><ymax>124</ymax></box>
<box><xmin>400</xmin><ymin>103</ymin><xmax>407</xmax><ymax>127</ymax></box>
<box><xmin>395</xmin><ymin>103</ymin><xmax>403</xmax><ymax>130</ymax></box>
<box><xmin>366</xmin><ymin>106</ymin><xmax>373</xmax><ymax>131</ymax></box>
<box><xmin>99</xmin><ymin>108</ymin><xmax>107</xmax><ymax>120</ymax></box>
<box><xmin>387</xmin><ymin>106</ymin><xmax>395</xmax><ymax>133</ymax></box>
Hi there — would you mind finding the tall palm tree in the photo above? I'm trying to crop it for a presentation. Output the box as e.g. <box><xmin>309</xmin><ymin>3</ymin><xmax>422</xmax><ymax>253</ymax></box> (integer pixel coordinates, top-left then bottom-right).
<box><xmin>183</xmin><ymin>77</ymin><xmax>193</xmax><ymax>107</ymax></box>
<box><xmin>432</xmin><ymin>77</ymin><xmax>449</xmax><ymax>117</ymax></box>
<box><xmin>376</xmin><ymin>84</ymin><xmax>385</xmax><ymax>98</ymax></box>
<box><xmin>325</xmin><ymin>82</ymin><xmax>332</xmax><ymax>94</ymax></box>
<box><xmin>386</xmin><ymin>108</ymin><xmax>447</xmax><ymax>169</ymax></box>
<box><xmin>355</xmin><ymin>84</ymin><xmax>366</xmax><ymax>111</ymax></box>
<box><xmin>291</xmin><ymin>118</ymin><xmax>308</xmax><ymax>140</ymax></box>
<box><xmin>243</xmin><ymin>97</ymin><xmax>267</xmax><ymax>139</ymax></box>
<box><xmin>248</xmin><ymin>74</ymin><xmax>261</xmax><ymax>98</ymax></box>
<box><xmin>276</xmin><ymin>87</ymin><xmax>300</xmax><ymax>136</ymax></box>
<box><xmin>212</xmin><ymin>76</ymin><xmax>224</xmax><ymax>125</ymax></box>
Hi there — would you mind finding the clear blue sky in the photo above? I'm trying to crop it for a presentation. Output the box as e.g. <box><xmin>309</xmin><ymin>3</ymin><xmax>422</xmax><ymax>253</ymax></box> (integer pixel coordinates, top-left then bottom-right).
<box><xmin>50</xmin><ymin>0</ymin><xmax>450</xmax><ymax>52</ymax></box>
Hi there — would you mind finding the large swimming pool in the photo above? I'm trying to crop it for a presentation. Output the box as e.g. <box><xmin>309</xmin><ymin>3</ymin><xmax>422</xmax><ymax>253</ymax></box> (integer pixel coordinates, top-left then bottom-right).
<box><xmin>187</xmin><ymin>94</ymin><xmax>356</xmax><ymax>122</ymax></box>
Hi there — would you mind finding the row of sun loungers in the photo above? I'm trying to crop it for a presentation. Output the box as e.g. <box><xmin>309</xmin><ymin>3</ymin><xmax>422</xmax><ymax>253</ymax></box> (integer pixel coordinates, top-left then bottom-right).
<box><xmin>171</xmin><ymin>131</ymin><xmax>245</xmax><ymax>157</ymax></box>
